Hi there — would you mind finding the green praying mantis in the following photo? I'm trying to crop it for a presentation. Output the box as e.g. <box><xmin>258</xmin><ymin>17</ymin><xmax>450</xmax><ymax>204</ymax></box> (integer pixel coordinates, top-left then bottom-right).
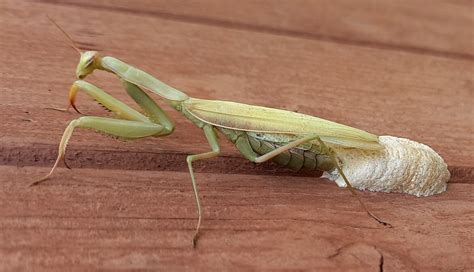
<box><xmin>32</xmin><ymin>19</ymin><xmax>393</xmax><ymax>247</ymax></box>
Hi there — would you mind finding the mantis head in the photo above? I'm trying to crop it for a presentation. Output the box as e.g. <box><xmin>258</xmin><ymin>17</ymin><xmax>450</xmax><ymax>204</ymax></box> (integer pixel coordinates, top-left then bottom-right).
<box><xmin>76</xmin><ymin>51</ymin><xmax>102</xmax><ymax>79</ymax></box>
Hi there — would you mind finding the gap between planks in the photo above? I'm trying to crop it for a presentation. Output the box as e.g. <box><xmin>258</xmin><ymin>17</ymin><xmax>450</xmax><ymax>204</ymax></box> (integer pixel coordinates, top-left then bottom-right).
<box><xmin>1</xmin><ymin>145</ymin><xmax>472</xmax><ymax>183</ymax></box>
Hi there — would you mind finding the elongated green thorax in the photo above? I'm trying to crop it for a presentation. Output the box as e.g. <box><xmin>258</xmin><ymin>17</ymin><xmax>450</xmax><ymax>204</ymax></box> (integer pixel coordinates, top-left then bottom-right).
<box><xmin>100</xmin><ymin>56</ymin><xmax>189</xmax><ymax>102</ymax></box>
<box><xmin>75</xmin><ymin>52</ymin><xmax>189</xmax><ymax>103</ymax></box>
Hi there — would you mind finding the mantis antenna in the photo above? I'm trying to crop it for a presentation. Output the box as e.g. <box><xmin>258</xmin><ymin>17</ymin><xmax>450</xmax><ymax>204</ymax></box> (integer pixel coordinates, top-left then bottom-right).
<box><xmin>44</xmin><ymin>16</ymin><xmax>84</xmax><ymax>113</ymax></box>
<box><xmin>47</xmin><ymin>15</ymin><xmax>82</xmax><ymax>54</ymax></box>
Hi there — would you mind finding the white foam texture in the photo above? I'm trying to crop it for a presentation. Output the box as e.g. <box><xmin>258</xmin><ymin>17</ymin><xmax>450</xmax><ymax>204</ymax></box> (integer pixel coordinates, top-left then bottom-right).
<box><xmin>322</xmin><ymin>136</ymin><xmax>450</xmax><ymax>196</ymax></box>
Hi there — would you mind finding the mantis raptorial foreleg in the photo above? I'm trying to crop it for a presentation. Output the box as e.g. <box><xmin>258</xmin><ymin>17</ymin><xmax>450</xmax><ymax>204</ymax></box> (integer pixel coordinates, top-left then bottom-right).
<box><xmin>121</xmin><ymin>80</ymin><xmax>174</xmax><ymax>134</ymax></box>
<box><xmin>30</xmin><ymin>80</ymin><xmax>174</xmax><ymax>186</ymax></box>
<box><xmin>69</xmin><ymin>80</ymin><xmax>174</xmax><ymax>134</ymax></box>
<box><xmin>69</xmin><ymin>80</ymin><xmax>149</xmax><ymax>121</ymax></box>
<box><xmin>30</xmin><ymin>117</ymin><xmax>165</xmax><ymax>186</ymax></box>
<box><xmin>186</xmin><ymin>125</ymin><xmax>221</xmax><ymax>248</ymax></box>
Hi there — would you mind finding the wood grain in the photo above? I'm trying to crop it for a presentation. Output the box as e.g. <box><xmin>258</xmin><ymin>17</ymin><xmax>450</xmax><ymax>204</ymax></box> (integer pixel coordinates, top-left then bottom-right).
<box><xmin>1</xmin><ymin>166</ymin><xmax>472</xmax><ymax>271</ymax></box>
<box><xmin>37</xmin><ymin>0</ymin><xmax>474</xmax><ymax>59</ymax></box>
<box><xmin>2</xmin><ymin>0</ymin><xmax>472</xmax><ymax>167</ymax></box>
<box><xmin>0</xmin><ymin>0</ymin><xmax>473</xmax><ymax>270</ymax></box>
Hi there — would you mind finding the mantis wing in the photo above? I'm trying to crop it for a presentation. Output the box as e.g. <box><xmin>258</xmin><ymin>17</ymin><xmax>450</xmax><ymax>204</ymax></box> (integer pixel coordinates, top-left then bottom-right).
<box><xmin>184</xmin><ymin>98</ymin><xmax>382</xmax><ymax>150</ymax></box>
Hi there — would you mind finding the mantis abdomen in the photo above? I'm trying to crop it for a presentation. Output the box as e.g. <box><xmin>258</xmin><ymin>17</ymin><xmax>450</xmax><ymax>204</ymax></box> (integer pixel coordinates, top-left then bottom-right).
<box><xmin>247</xmin><ymin>135</ymin><xmax>335</xmax><ymax>172</ymax></box>
<box><xmin>217</xmin><ymin>127</ymin><xmax>450</xmax><ymax>197</ymax></box>
<box><xmin>217</xmin><ymin>127</ymin><xmax>335</xmax><ymax>172</ymax></box>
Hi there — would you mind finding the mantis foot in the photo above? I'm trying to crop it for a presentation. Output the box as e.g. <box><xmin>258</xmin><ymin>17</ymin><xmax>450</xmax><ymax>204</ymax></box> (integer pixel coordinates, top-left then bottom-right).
<box><xmin>29</xmin><ymin>176</ymin><xmax>49</xmax><ymax>187</ymax></box>
<box><xmin>29</xmin><ymin>152</ymin><xmax>65</xmax><ymax>187</ymax></box>
<box><xmin>192</xmin><ymin>232</ymin><xmax>200</xmax><ymax>248</ymax></box>
<box><xmin>368</xmin><ymin>211</ymin><xmax>393</xmax><ymax>228</ymax></box>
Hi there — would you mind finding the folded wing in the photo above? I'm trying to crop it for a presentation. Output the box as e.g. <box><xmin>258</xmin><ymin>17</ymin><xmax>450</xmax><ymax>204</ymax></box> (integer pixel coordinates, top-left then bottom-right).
<box><xmin>184</xmin><ymin>98</ymin><xmax>382</xmax><ymax>150</ymax></box>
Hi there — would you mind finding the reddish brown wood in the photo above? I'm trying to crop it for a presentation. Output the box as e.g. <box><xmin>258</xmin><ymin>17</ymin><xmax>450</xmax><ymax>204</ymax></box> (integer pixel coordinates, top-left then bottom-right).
<box><xmin>0</xmin><ymin>0</ymin><xmax>472</xmax><ymax>270</ymax></box>
<box><xmin>1</xmin><ymin>166</ymin><xmax>472</xmax><ymax>271</ymax></box>
<box><xmin>38</xmin><ymin>0</ymin><xmax>474</xmax><ymax>59</ymax></box>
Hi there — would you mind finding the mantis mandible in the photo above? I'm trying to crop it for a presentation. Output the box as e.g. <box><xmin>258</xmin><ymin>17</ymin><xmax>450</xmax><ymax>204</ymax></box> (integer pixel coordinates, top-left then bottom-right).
<box><xmin>32</xmin><ymin>19</ymin><xmax>450</xmax><ymax>247</ymax></box>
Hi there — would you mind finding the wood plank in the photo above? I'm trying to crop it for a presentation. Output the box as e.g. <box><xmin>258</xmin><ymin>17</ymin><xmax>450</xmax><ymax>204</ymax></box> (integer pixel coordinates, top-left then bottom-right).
<box><xmin>37</xmin><ymin>0</ymin><xmax>474</xmax><ymax>59</ymax></box>
<box><xmin>0</xmin><ymin>1</ymin><xmax>473</xmax><ymax>270</ymax></box>
<box><xmin>1</xmin><ymin>0</ymin><xmax>472</xmax><ymax>169</ymax></box>
<box><xmin>1</xmin><ymin>166</ymin><xmax>472</xmax><ymax>271</ymax></box>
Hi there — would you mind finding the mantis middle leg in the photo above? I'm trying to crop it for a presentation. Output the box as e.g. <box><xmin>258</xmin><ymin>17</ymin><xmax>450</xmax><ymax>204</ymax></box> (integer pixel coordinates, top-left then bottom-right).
<box><xmin>186</xmin><ymin>125</ymin><xmax>220</xmax><ymax>247</ymax></box>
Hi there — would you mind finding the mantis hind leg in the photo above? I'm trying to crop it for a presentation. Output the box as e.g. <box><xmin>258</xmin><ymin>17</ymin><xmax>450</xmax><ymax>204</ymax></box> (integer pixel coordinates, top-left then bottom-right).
<box><xmin>237</xmin><ymin>133</ymin><xmax>391</xmax><ymax>227</ymax></box>
<box><xmin>315</xmin><ymin>138</ymin><xmax>392</xmax><ymax>227</ymax></box>
<box><xmin>186</xmin><ymin>125</ymin><xmax>220</xmax><ymax>248</ymax></box>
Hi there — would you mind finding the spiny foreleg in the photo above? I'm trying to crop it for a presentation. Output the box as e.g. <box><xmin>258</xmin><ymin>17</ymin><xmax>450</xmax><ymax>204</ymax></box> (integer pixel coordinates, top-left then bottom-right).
<box><xmin>30</xmin><ymin>80</ymin><xmax>172</xmax><ymax>186</ymax></box>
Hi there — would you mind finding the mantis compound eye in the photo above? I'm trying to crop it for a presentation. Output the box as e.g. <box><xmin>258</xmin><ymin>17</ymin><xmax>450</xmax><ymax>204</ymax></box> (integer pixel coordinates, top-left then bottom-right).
<box><xmin>84</xmin><ymin>57</ymin><xmax>94</xmax><ymax>68</ymax></box>
<box><xmin>81</xmin><ymin>51</ymin><xmax>99</xmax><ymax>68</ymax></box>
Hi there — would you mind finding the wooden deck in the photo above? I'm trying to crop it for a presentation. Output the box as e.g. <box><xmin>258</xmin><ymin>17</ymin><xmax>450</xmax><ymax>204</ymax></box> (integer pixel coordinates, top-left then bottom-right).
<box><xmin>1</xmin><ymin>0</ymin><xmax>472</xmax><ymax>271</ymax></box>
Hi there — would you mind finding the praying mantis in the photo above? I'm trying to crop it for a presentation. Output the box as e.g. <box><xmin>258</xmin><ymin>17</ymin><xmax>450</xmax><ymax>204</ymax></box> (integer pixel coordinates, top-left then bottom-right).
<box><xmin>32</xmin><ymin>19</ymin><xmax>450</xmax><ymax>247</ymax></box>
